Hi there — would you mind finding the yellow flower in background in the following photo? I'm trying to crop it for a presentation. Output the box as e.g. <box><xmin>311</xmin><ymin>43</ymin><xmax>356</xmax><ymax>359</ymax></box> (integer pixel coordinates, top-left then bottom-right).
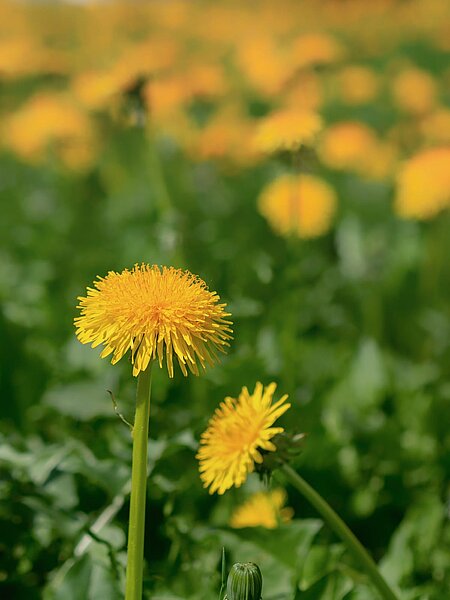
<box><xmin>318</xmin><ymin>121</ymin><xmax>379</xmax><ymax>175</ymax></box>
<box><xmin>191</xmin><ymin>106</ymin><xmax>257</xmax><ymax>166</ymax></box>
<box><xmin>395</xmin><ymin>146</ymin><xmax>450</xmax><ymax>220</ymax></box>
<box><xmin>75</xmin><ymin>264</ymin><xmax>232</xmax><ymax>377</ymax></box>
<box><xmin>420</xmin><ymin>109</ymin><xmax>450</xmax><ymax>144</ymax></box>
<box><xmin>236</xmin><ymin>35</ymin><xmax>293</xmax><ymax>98</ymax></box>
<box><xmin>143</xmin><ymin>75</ymin><xmax>190</xmax><ymax>120</ymax></box>
<box><xmin>290</xmin><ymin>32</ymin><xmax>345</xmax><ymax>69</ymax></box>
<box><xmin>283</xmin><ymin>72</ymin><xmax>324</xmax><ymax>111</ymax></box>
<box><xmin>230</xmin><ymin>488</ymin><xmax>294</xmax><ymax>529</ymax></box>
<box><xmin>5</xmin><ymin>92</ymin><xmax>92</xmax><ymax>163</ymax></box>
<box><xmin>336</xmin><ymin>65</ymin><xmax>380</xmax><ymax>106</ymax></box>
<box><xmin>72</xmin><ymin>68</ymin><xmax>134</xmax><ymax>110</ymax></box>
<box><xmin>392</xmin><ymin>68</ymin><xmax>437</xmax><ymax>115</ymax></box>
<box><xmin>4</xmin><ymin>93</ymin><xmax>96</xmax><ymax>171</ymax></box>
<box><xmin>197</xmin><ymin>383</ymin><xmax>290</xmax><ymax>495</ymax></box>
<box><xmin>258</xmin><ymin>174</ymin><xmax>337</xmax><ymax>239</ymax></box>
<box><xmin>254</xmin><ymin>109</ymin><xmax>323</xmax><ymax>154</ymax></box>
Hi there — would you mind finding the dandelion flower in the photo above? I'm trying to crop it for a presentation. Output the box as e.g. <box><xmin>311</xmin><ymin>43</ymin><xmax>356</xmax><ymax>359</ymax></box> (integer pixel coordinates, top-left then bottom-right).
<box><xmin>395</xmin><ymin>147</ymin><xmax>450</xmax><ymax>220</ymax></box>
<box><xmin>290</xmin><ymin>32</ymin><xmax>345</xmax><ymax>69</ymax></box>
<box><xmin>420</xmin><ymin>109</ymin><xmax>450</xmax><ymax>145</ymax></box>
<box><xmin>197</xmin><ymin>382</ymin><xmax>291</xmax><ymax>495</ymax></box>
<box><xmin>258</xmin><ymin>173</ymin><xmax>337</xmax><ymax>239</ymax></box>
<box><xmin>75</xmin><ymin>264</ymin><xmax>232</xmax><ymax>377</ymax></box>
<box><xmin>236</xmin><ymin>35</ymin><xmax>293</xmax><ymax>97</ymax></box>
<box><xmin>392</xmin><ymin>68</ymin><xmax>437</xmax><ymax>115</ymax></box>
<box><xmin>230</xmin><ymin>488</ymin><xmax>294</xmax><ymax>529</ymax></box>
<box><xmin>318</xmin><ymin>121</ymin><xmax>379</xmax><ymax>174</ymax></box>
<box><xmin>337</xmin><ymin>65</ymin><xmax>379</xmax><ymax>106</ymax></box>
<box><xmin>5</xmin><ymin>92</ymin><xmax>92</xmax><ymax>163</ymax></box>
<box><xmin>254</xmin><ymin>108</ymin><xmax>323</xmax><ymax>154</ymax></box>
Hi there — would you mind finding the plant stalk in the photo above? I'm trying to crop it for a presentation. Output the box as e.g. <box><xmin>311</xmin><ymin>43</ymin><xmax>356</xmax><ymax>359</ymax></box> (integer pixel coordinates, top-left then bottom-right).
<box><xmin>281</xmin><ymin>464</ymin><xmax>398</xmax><ymax>600</ymax></box>
<box><xmin>125</xmin><ymin>363</ymin><xmax>153</xmax><ymax>600</ymax></box>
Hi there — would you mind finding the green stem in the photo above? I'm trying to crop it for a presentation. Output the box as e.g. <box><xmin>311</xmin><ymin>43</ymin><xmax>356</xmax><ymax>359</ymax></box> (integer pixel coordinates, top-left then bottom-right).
<box><xmin>147</xmin><ymin>123</ymin><xmax>173</xmax><ymax>216</ymax></box>
<box><xmin>125</xmin><ymin>364</ymin><xmax>153</xmax><ymax>600</ymax></box>
<box><xmin>282</xmin><ymin>464</ymin><xmax>398</xmax><ymax>600</ymax></box>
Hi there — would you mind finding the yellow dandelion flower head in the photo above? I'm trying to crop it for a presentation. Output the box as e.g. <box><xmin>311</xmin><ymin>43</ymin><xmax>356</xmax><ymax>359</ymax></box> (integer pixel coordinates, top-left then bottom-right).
<box><xmin>254</xmin><ymin>109</ymin><xmax>323</xmax><ymax>154</ymax></box>
<box><xmin>392</xmin><ymin>67</ymin><xmax>437</xmax><ymax>115</ymax></box>
<box><xmin>236</xmin><ymin>35</ymin><xmax>293</xmax><ymax>98</ymax></box>
<box><xmin>337</xmin><ymin>65</ymin><xmax>380</xmax><ymax>106</ymax></box>
<box><xmin>197</xmin><ymin>382</ymin><xmax>291</xmax><ymax>495</ymax></box>
<box><xmin>75</xmin><ymin>264</ymin><xmax>232</xmax><ymax>377</ymax></box>
<box><xmin>72</xmin><ymin>67</ymin><xmax>134</xmax><ymax>111</ymax></box>
<box><xmin>318</xmin><ymin>121</ymin><xmax>379</xmax><ymax>174</ymax></box>
<box><xmin>230</xmin><ymin>488</ymin><xmax>294</xmax><ymax>529</ymax></box>
<box><xmin>395</xmin><ymin>146</ymin><xmax>450</xmax><ymax>220</ymax></box>
<box><xmin>191</xmin><ymin>106</ymin><xmax>257</xmax><ymax>166</ymax></box>
<box><xmin>290</xmin><ymin>32</ymin><xmax>345</xmax><ymax>70</ymax></box>
<box><xmin>258</xmin><ymin>173</ymin><xmax>337</xmax><ymax>239</ymax></box>
<box><xmin>420</xmin><ymin>109</ymin><xmax>450</xmax><ymax>145</ymax></box>
<box><xmin>5</xmin><ymin>92</ymin><xmax>91</xmax><ymax>162</ymax></box>
<box><xmin>284</xmin><ymin>72</ymin><xmax>323</xmax><ymax>111</ymax></box>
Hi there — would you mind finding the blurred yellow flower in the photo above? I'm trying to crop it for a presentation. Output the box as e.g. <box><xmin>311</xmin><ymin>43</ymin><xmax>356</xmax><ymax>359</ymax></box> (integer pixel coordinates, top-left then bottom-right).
<box><xmin>0</xmin><ymin>38</ymin><xmax>41</xmax><ymax>79</ymax></box>
<box><xmin>197</xmin><ymin>382</ymin><xmax>290</xmax><ymax>495</ymax></box>
<box><xmin>5</xmin><ymin>93</ymin><xmax>93</xmax><ymax>165</ymax></box>
<box><xmin>254</xmin><ymin>109</ymin><xmax>323</xmax><ymax>154</ymax></box>
<box><xmin>230</xmin><ymin>488</ymin><xmax>294</xmax><ymax>529</ymax></box>
<box><xmin>420</xmin><ymin>109</ymin><xmax>450</xmax><ymax>144</ymax></box>
<box><xmin>185</xmin><ymin>62</ymin><xmax>228</xmax><ymax>99</ymax></box>
<box><xmin>143</xmin><ymin>75</ymin><xmax>190</xmax><ymax>120</ymax></box>
<box><xmin>291</xmin><ymin>32</ymin><xmax>345</xmax><ymax>69</ymax></box>
<box><xmin>75</xmin><ymin>264</ymin><xmax>232</xmax><ymax>377</ymax></box>
<box><xmin>392</xmin><ymin>68</ymin><xmax>437</xmax><ymax>115</ymax></box>
<box><xmin>318</xmin><ymin>121</ymin><xmax>379</xmax><ymax>174</ymax></box>
<box><xmin>336</xmin><ymin>65</ymin><xmax>380</xmax><ymax>105</ymax></box>
<box><xmin>191</xmin><ymin>107</ymin><xmax>257</xmax><ymax>166</ymax></box>
<box><xmin>284</xmin><ymin>72</ymin><xmax>323</xmax><ymax>111</ymax></box>
<box><xmin>236</xmin><ymin>35</ymin><xmax>293</xmax><ymax>97</ymax></box>
<box><xmin>72</xmin><ymin>68</ymin><xmax>134</xmax><ymax>110</ymax></box>
<box><xmin>258</xmin><ymin>174</ymin><xmax>337</xmax><ymax>238</ymax></box>
<box><xmin>395</xmin><ymin>146</ymin><xmax>450</xmax><ymax>220</ymax></box>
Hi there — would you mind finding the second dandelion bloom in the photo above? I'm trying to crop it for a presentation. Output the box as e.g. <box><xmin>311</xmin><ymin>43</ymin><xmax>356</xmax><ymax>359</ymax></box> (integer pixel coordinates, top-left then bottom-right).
<box><xmin>197</xmin><ymin>382</ymin><xmax>291</xmax><ymax>495</ymax></box>
<box><xmin>258</xmin><ymin>173</ymin><xmax>337</xmax><ymax>239</ymax></box>
<box><xmin>230</xmin><ymin>488</ymin><xmax>294</xmax><ymax>529</ymax></box>
<box><xmin>75</xmin><ymin>264</ymin><xmax>232</xmax><ymax>377</ymax></box>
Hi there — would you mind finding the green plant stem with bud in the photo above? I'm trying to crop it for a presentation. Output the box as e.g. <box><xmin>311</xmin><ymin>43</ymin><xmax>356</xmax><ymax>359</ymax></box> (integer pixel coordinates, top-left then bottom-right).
<box><xmin>125</xmin><ymin>363</ymin><xmax>153</xmax><ymax>600</ymax></box>
<box><xmin>281</xmin><ymin>464</ymin><xmax>399</xmax><ymax>600</ymax></box>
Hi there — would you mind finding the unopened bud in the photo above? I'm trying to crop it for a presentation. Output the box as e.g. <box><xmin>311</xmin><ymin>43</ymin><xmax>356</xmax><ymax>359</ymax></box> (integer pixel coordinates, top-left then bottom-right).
<box><xmin>225</xmin><ymin>562</ymin><xmax>262</xmax><ymax>600</ymax></box>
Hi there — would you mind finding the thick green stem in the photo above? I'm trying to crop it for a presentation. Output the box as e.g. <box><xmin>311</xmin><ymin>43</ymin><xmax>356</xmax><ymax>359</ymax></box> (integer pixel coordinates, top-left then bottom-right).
<box><xmin>282</xmin><ymin>464</ymin><xmax>398</xmax><ymax>600</ymax></box>
<box><xmin>125</xmin><ymin>364</ymin><xmax>153</xmax><ymax>600</ymax></box>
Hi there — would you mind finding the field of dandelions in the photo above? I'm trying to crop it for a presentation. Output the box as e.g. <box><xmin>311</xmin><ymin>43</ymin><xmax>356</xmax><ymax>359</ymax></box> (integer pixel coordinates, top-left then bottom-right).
<box><xmin>1</xmin><ymin>1</ymin><xmax>450</xmax><ymax>599</ymax></box>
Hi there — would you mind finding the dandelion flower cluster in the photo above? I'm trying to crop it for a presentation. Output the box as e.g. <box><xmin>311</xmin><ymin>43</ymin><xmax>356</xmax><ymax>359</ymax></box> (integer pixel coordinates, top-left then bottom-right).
<box><xmin>253</xmin><ymin>108</ymin><xmax>323</xmax><ymax>154</ymax></box>
<box><xmin>75</xmin><ymin>264</ymin><xmax>232</xmax><ymax>377</ymax></box>
<box><xmin>258</xmin><ymin>173</ymin><xmax>337</xmax><ymax>239</ymax></box>
<box><xmin>197</xmin><ymin>382</ymin><xmax>291</xmax><ymax>495</ymax></box>
<box><xmin>230</xmin><ymin>488</ymin><xmax>294</xmax><ymax>529</ymax></box>
<box><xmin>395</xmin><ymin>146</ymin><xmax>450</xmax><ymax>220</ymax></box>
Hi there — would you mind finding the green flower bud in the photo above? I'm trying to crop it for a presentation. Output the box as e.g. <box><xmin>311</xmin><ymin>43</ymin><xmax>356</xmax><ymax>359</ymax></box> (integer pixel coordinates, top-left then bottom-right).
<box><xmin>225</xmin><ymin>562</ymin><xmax>263</xmax><ymax>600</ymax></box>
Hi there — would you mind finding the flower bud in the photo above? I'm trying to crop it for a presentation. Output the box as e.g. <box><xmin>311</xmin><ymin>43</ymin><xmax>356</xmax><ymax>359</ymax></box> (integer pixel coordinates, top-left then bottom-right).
<box><xmin>225</xmin><ymin>562</ymin><xmax>263</xmax><ymax>600</ymax></box>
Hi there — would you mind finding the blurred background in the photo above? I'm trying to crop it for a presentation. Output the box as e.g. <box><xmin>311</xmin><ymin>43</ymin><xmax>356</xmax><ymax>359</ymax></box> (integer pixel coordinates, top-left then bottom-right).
<box><xmin>0</xmin><ymin>0</ymin><xmax>449</xmax><ymax>598</ymax></box>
